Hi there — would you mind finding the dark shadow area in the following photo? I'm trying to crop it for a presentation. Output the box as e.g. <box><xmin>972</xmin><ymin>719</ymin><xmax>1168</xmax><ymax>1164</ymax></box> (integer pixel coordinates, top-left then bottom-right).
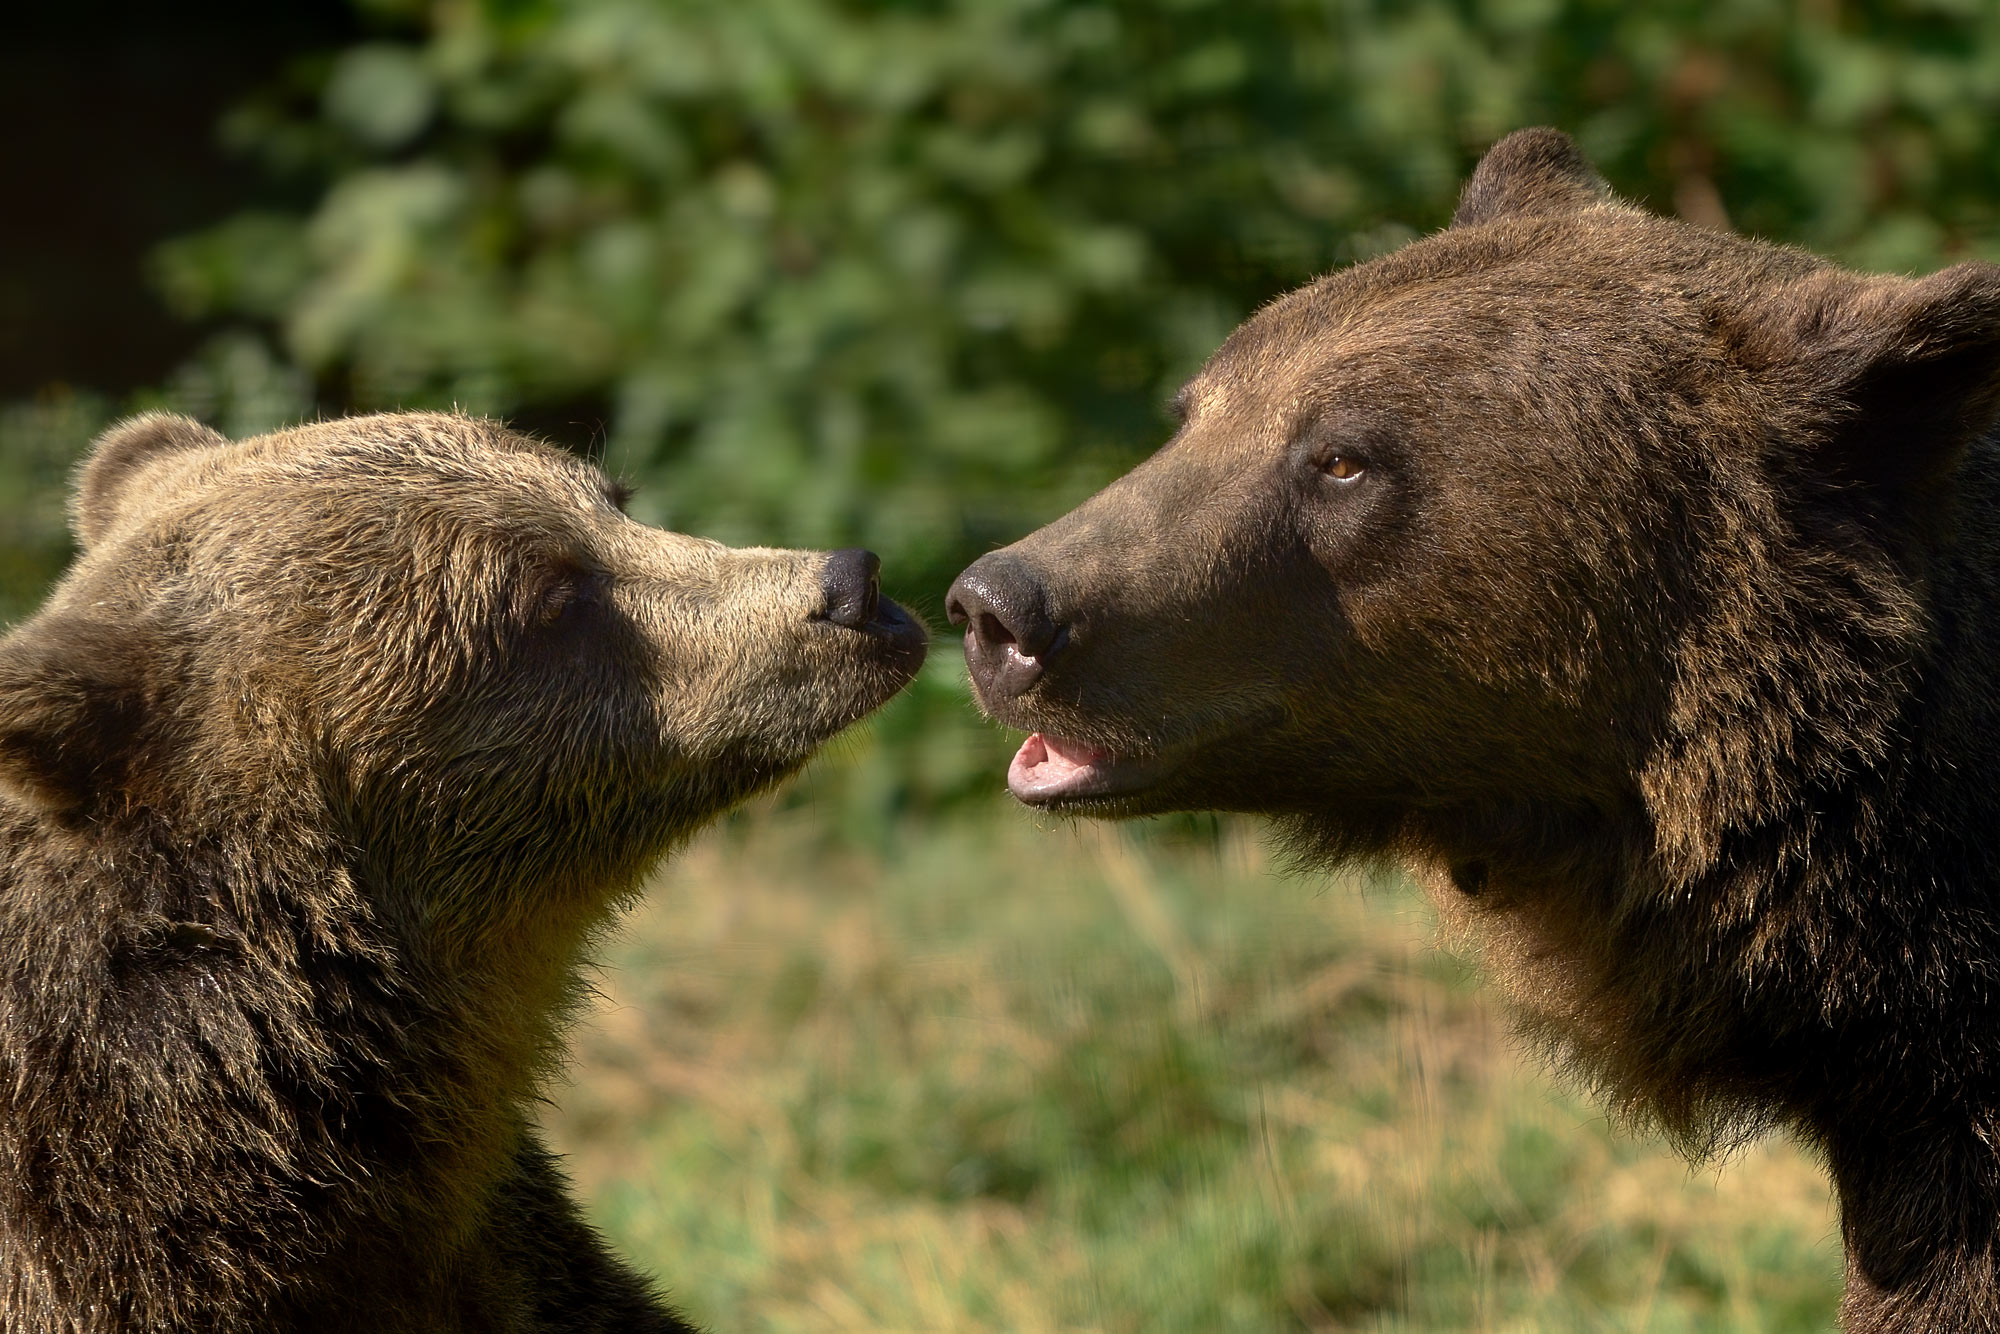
<box><xmin>0</xmin><ymin>1</ymin><xmax>357</xmax><ymax>397</ymax></box>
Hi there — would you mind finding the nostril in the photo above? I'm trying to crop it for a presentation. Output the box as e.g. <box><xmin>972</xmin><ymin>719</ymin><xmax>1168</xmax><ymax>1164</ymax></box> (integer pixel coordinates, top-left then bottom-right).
<box><xmin>946</xmin><ymin>553</ymin><xmax>1068</xmax><ymax>702</ymax></box>
<box><xmin>818</xmin><ymin>548</ymin><xmax>881</xmax><ymax>630</ymax></box>
<box><xmin>1009</xmin><ymin>612</ymin><xmax>1057</xmax><ymax>662</ymax></box>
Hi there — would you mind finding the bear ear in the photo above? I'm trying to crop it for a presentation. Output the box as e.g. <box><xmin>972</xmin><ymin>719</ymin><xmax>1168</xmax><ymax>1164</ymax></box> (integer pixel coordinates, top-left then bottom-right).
<box><xmin>1728</xmin><ymin>262</ymin><xmax>2000</xmax><ymax>497</ymax></box>
<box><xmin>0</xmin><ymin>616</ymin><xmax>147</xmax><ymax>818</ymax></box>
<box><xmin>1452</xmin><ymin>127</ymin><xmax>1613</xmax><ymax>228</ymax></box>
<box><xmin>72</xmin><ymin>412</ymin><xmax>227</xmax><ymax>549</ymax></box>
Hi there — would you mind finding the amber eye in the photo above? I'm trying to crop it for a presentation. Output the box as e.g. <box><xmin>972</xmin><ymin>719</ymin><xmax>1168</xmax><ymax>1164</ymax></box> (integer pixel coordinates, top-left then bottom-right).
<box><xmin>532</xmin><ymin>566</ymin><xmax>607</xmax><ymax>627</ymax></box>
<box><xmin>1322</xmin><ymin>455</ymin><xmax>1365</xmax><ymax>483</ymax></box>
<box><xmin>534</xmin><ymin>575</ymin><xmax>580</xmax><ymax>626</ymax></box>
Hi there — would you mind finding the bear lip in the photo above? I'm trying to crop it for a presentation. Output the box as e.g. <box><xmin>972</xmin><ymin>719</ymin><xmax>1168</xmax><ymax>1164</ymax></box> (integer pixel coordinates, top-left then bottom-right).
<box><xmin>825</xmin><ymin>593</ymin><xmax>930</xmax><ymax>676</ymax></box>
<box><xmin>868</xmin><ymin>595</ymin><xmax>931</xmax><ymax>669</ymax></box>
<box><xmin>1007</xmin><ymin>732</ymin><xmax>1163</xmax><ymax>805</ymax></box>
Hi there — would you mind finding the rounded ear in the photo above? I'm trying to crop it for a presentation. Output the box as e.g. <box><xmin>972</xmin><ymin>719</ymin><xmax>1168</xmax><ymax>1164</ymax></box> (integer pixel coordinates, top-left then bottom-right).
<box><xmin>0</xmin><ymin>615</ymin><xmax>146</xmax><ymax>818</ymax></box>
<box><xmin>1724</xmin><ymin>262</ymin><xmax>2000</xmax><ymax>498</ymax></box>
<box><xmin>1452</xmin><ymin>127</ymin><xmax>1613</xmax><ymax>228</ymax></box>
<box><xmin>72</xmin><ymin>412</ymin><xmax>227</xmax><ymax>549</ymax></box>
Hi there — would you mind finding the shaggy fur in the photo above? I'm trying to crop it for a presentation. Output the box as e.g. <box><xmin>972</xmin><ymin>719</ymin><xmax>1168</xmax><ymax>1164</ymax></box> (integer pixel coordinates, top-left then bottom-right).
<box><xmin>948</xmin><ymin>128</ymin><xmax>2000</xmax><ymax>1329</ymax></box>
<box><xmin>0</xmin><ymin>411</ymin><xmax>926</xmax><ymax>1333</ymax></box>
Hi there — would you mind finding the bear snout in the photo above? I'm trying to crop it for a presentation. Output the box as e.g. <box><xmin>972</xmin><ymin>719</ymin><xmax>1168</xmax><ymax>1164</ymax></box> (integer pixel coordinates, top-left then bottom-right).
<box><xmin>946</xmin><ymin>550</ymin><xmax>1067</xmax><ymax>703</ymax></box>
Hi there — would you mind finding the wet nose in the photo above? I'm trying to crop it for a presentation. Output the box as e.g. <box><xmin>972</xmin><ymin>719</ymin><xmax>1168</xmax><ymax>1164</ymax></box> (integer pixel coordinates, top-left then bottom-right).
<box><xmin>945</xmin><ymin>551</ymin><xmax>1065</xmax><ymax>700</ymax></box>
<box><xmin>818</xmin><ymin>548</ymin><xmax>881</xmax><ymax>629</ymax></box>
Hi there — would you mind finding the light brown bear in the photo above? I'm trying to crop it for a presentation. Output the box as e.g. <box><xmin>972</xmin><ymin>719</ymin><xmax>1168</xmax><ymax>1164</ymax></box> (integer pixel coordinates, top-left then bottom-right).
<box><xmin>951</xmin><ymin>129</ymin><xmax>2000</xmax><ymax>1329</ymax></box>
<box><xmin>0</xmin><ymin>411</ymin><xmax>926</xmax><ymax>1332</ymax></box>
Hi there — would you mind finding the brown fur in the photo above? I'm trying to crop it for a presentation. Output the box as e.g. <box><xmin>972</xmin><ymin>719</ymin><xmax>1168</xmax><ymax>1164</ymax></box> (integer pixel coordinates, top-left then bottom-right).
<box><xmin>0</xmin><ymin>411</ymin><xmax>926</xmax><ymax>1332</ymax></box>
<box><xmin>948</xmin><ymin>129</ymin><xmax>2000</xmax><ymax>1329</ymax></box>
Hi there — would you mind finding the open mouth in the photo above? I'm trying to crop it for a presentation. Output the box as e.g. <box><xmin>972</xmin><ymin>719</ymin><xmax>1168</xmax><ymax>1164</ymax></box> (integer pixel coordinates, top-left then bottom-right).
<box><xmin>1002</xmin><ymin>701</ymin><xmax>1287</xmax><ymax>810</ymax></box>
<box><xmin>1007</xmin><ymin>732</ymin><xmax>1170</xmax><ymax>807</ymax></box>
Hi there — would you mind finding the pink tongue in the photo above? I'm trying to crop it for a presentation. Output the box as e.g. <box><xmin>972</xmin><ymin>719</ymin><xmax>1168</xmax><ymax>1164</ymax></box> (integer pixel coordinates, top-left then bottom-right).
<box><xmin>1008</xmin><ymin>732</ymin><xmax>1109</xmax><ymax>801</ymax></box>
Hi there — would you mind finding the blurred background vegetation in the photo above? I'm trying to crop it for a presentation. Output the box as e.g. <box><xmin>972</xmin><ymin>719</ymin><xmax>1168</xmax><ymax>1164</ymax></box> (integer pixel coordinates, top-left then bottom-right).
<box><xmin>17</xmin><ymin>0</ymin><xmax>2000</xmax><ymax>1324</ymax></box>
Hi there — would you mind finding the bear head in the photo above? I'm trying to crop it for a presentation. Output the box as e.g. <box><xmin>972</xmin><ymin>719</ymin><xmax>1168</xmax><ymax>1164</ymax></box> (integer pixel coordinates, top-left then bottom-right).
<box><xmin>948</xmin><ymin>128</ymin><xmax>2000</xmax><ymax>886</ymax></box>
<box><xmin>0</xmin><ymin>411</ymin><xmax>926</xmax><ymax>932</ymax></box>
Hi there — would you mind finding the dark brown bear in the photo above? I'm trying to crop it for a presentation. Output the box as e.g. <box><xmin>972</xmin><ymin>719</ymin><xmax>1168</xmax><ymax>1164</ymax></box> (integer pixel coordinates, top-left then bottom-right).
<box><xmin>0</xmin><ymin>411</ymin><xmax>926</xmax><ymax>1332</ymax></box>
<box><xmin>949</xmin><ymin>129</ymin><xmax>2000</xmax><ymax>1329</ymax></box>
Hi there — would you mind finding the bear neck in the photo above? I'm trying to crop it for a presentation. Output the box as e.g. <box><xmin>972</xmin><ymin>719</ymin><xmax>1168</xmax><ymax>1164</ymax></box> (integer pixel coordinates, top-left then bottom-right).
<box><xmin>2</xmin><ymin>770</ymin><xmax>645</xmax><ymax>1315</ymax></box>
<box><xmin>1401</xmin><ymin>736</ymin><xmax>2000</xmax><ymax>1322</ymax></box>
<box><xmin>1397</xmin><ymin>450</ymin><xmax>2000</xmax><ymax>1322</ymax></box>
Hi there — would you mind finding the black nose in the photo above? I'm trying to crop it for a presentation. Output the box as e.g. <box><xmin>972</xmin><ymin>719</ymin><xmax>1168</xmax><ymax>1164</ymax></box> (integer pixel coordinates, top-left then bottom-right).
<box><xmin>819</xmin><ymin>548</ymin><xmax>881</xmax><ymax>629</ymax></box>
<box><xmin>945</xmin><ymin>551</ymin><xmax>1064</xmax><ymax>700</ymax></box>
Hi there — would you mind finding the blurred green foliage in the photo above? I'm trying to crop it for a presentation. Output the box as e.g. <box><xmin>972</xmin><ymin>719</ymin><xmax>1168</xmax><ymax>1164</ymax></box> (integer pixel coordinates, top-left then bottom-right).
<box><xmin>122</xmin><ymin>0</ymin><xmax>2000</xmax><ymax>590</ymax></box>
<box><xmin>14</xmin><ymin>0</ymin><xmax>2000</xmax><ymax>786</ymax></box>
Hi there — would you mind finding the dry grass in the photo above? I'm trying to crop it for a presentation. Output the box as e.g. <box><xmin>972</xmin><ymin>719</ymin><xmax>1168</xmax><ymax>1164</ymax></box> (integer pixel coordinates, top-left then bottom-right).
<box><xmin>544</xmin><ymin>806</ymin><xmax>1840</xmax><ymax>1332</ymax></box>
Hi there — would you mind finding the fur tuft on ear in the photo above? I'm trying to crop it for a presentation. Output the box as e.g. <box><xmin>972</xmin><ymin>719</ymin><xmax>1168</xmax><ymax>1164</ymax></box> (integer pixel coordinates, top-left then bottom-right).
<box><xmin>72</xmin><ymin>412</ymin><xmax>228</xmax><ymax>549</ymax></box>
<box><xmin>0</xmin><ymin>617</ymin><xmax>146</xmax><ymax>818</ymax></box>
<box><xmin>1452</xmin><ymin>127</ymin><xmax>1613</xmax><ymax>228</ymax></box>
<box><xmin>1727</xmin><ymin>262</ymin><xmax>2000</xmax><ymax>497</ymax></box>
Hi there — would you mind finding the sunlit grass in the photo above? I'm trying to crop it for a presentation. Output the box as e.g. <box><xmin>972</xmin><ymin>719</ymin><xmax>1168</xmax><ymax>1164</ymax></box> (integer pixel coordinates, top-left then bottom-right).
<box><xmin>544</xmin><ymin>805</ymin><xmax>1840</xmax><ymax>1332</ymax></box>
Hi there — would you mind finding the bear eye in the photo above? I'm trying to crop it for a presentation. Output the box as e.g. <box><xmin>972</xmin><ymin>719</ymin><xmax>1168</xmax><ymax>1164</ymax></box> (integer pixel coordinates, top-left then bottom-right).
<box><xmin>1321</xmin><ymin>454</ymin><xmax>1365</xmax><ymax>484</ymax></box>
<box><xmin>534</xmin><ymin>575</ymin><xmax>580</xmax><ymax>626</ymax></box>
<box><xmin>532</xmin><ymin>567</ymin><xmax>604</xmax><ymax>627</ymax></box>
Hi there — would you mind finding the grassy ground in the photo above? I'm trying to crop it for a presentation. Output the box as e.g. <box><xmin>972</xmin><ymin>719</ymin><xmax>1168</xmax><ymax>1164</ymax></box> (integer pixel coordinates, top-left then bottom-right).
<box><xmin>542</xmin><ymin>795</ymin><xmax>1842</xmax><ymax>1332</ymax></box>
